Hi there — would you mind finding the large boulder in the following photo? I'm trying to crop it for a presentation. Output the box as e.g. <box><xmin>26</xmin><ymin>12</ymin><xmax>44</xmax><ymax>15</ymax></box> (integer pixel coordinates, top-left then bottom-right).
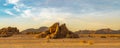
<box><xmin>36</xmin><ymin>22</ymin><xmax>79</xmax><ymax>39</ymax></box>
<box><xmin>0</xmin><ymin>27</ymin><xmax>19</xmax><ymax>37</ymax></box>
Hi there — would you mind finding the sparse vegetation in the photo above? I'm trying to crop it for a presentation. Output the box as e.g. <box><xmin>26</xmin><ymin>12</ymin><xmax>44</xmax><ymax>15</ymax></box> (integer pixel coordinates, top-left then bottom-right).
<box><xmin>88</xmin><ymin>41</ymin><xmax>94</xmax><ymax>45</ymax></box>
<box><xmin>101</xmin><ymin>36</ymin><xmax>107</xmax><ymax>38</ymax></box>
<box><xmin>81</xmin><ymin>40</ymin><xmax>87</xmax><ymax>43</ymax></box>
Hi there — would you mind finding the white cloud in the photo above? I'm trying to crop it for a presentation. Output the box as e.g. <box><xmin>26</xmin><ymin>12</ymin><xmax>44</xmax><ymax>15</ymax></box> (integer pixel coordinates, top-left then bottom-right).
<box><xmin>5</xmin><ymin>0</ymin><xmax>29</xmax><ymax>12</ymax></box>
<box><xmin>3</xmin><ymin>3</ymin><xmax>7</xmax><ymax>6</ymax></box>
<box><xmin>13</xmin><ymin>6</ymin><xmax>20</xmax><ymax>12</ymax></box>
<box><xmin>7</xmin><ymin>0</ymin><xmax>19</xmax><ymax>4</ymax></box>
<box><xmin>4</xmin><ymin>10</ymin><xmax>16</xmax><ymax>16</ymax></box>
<box><xmin>21</xmin><ymin>9</ymin><xmax>33</xmax><ymax>18</ymax></box>
<box><xmin>4</xmin><ymin>0</ymin><xmax>19</xmax><ymax>6</ymax></box>
<box><xmin>19</xmin><ymin>8</ymin><xmax>71</xmax><ymax>22</ymax></box>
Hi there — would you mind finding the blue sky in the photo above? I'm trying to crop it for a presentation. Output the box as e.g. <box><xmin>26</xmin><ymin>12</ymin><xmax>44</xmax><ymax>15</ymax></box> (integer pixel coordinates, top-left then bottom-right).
<box><xmin>0</xmin><ymin>0</ymin><xmax>120</xmax><ymax>31</ymax></box>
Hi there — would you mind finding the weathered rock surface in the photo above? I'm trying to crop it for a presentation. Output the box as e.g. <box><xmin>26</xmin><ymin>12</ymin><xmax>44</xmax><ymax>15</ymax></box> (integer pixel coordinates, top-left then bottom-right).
<box><xmin>35</xmin><ymin>23</ymin><xmax>79</xmax><ymax>39</ymax></box>
<box><xmin>0</xmin><ymin>27</ymin><xmax>19</xmax><ymax>37</ymax></box>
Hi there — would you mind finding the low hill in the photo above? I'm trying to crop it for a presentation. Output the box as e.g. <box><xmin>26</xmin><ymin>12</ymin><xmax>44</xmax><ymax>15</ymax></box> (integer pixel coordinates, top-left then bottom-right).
<box><xmin>21</xmin><ymin>26</ymin><xmax>48</xmax><ymax>34</ymax></box>
<box><xmin>75</xmin><ymin>28</ymin><xmax>120</xmax><ymax>34</ymax></box>
<box><xmin>0</xmin><ymin>27</ymin><xmax>19</xmax><ymax>37</ymax></box>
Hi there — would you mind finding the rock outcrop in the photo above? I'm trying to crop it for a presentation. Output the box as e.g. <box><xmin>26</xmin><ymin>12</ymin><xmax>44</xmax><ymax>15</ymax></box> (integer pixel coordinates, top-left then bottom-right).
<box><xmin>0</xmin><ymin>27</ymin><xmax>19</xmax><ymax>37</ymax></box>
<box><xmin>35</xmin><ymin>23</ymin><xmax>79</xmax><ymax>39</ymax></box>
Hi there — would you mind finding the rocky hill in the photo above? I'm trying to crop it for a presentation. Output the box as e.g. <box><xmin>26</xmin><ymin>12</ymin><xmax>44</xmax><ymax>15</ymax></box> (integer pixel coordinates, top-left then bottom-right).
<box><xmin>0</xmin><ymin>27</ymin><xmax>19</xmax><ymax>37</ymax></box>
<box><xmin>35</xmin><ymin>22</ymin><xmax>79</xmax><ymax>39</ymax></box>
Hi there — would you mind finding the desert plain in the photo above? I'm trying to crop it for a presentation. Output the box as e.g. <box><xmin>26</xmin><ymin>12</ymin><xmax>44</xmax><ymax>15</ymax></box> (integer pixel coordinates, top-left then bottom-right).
<box><xmin>0</xmin><ymin>34</ymin><xmax>120</xmax><ymax>48</ymax></box>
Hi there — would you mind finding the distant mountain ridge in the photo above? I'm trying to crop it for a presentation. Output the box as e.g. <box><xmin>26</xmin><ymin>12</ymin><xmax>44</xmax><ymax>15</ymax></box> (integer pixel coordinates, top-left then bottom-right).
<box><xmin>75</xmin><ymin>28</ymin><xmax>120</xmax><ymax>34</ymax></box>
<box><xmin>21</xmin><ymin>26</ymin><xmax>48</xmax><ymax>34</ymax></box>
<box><xmin>0</xmin><ymin>25</ymin><xmax>119</xmax><ymax>37</ymax></box>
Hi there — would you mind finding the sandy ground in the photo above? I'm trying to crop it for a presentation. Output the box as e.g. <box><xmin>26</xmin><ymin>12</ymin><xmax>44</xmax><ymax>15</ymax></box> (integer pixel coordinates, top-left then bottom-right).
<box><xmin>0</xmin><ymin>35</ymin><xmax>120</xmax><ymax>48</ymax></box>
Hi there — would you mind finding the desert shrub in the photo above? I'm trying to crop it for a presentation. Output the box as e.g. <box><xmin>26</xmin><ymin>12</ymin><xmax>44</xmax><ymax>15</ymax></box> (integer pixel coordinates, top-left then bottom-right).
<box><xmin>81</xmin><ymin>40</ymin><xmax>87</xmax><ymax>43</ymax></box>
<box><xmin>101</xmin><ymin>36</ymin><xmax>106</xmax><ymax>38</ymax></box>
<box><xmin>88</xmin><ymin>41</ymin><xmax>94</xmax><ymax>45</ymax></box>
<box><xmin>89</xmin><ymin>42</ymin><xmax>93</xmax><ymax>45</ymax></box>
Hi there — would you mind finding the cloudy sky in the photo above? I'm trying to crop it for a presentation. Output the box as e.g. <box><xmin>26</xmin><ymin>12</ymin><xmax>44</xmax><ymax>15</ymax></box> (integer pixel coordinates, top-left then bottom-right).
<box><xmin>0</xmin><ymin>0</ymin><xmax>120</xmax><ymax>31</ymax></box>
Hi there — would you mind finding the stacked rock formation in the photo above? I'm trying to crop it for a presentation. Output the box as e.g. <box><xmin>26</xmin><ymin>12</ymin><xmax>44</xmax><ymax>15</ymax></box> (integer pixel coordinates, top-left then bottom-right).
<box><xmin>35</xmin><ymin>23</ymin><xmax>79</xmax><ymax>39</ymax></box>
<box><xmin>0</xmin><ymin>27</ymin><xmax>19</xmax><ymax>37</ymax></box>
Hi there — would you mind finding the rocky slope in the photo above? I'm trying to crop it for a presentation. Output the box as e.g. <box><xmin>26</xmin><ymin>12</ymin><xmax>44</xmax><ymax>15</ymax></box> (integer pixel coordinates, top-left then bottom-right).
<box><xmin>0</xmin><ymin>27</ymin><xmax>19</xmax><ymax>37</ymax></box>
<box><xmin>35</xmin><ymin>22</ymin><xmax>79</xmax><ymax>39</ymax></box>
